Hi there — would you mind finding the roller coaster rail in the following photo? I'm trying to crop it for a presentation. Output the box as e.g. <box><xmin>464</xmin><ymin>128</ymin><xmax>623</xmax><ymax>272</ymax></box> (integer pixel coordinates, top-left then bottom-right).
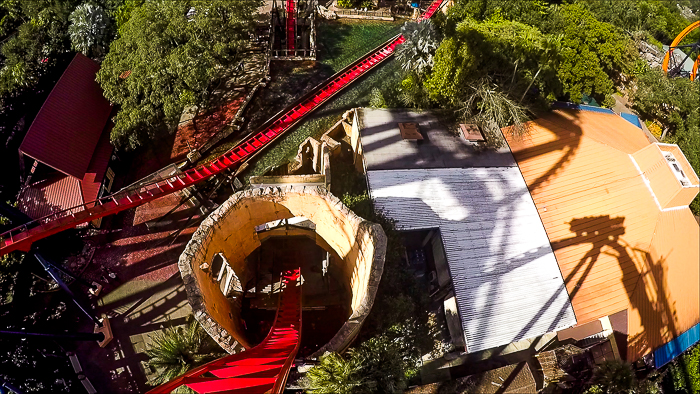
<box><xmin>146</xmin><ymin>268</ymin><xmax>302</xmax><ymax>394</ymax></box>
<box><xmin>0</xmin><ymin>0</ymin><xmax>445</xmax><ymax>257</ymax></box>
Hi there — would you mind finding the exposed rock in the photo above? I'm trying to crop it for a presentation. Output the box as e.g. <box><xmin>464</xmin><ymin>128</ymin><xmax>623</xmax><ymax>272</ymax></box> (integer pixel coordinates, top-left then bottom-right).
<box><xmin>317</xmin><ymin>5</ymin><xmax>337</xmax><ymax>19</ymax></box>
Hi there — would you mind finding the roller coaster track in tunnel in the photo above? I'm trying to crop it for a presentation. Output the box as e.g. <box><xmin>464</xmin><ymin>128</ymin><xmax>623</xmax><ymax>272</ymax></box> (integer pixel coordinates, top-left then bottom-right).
<box><xmin>146</xmin><ymin>269</ymin><xmax>302</xmax><ymax>394</ymax></box>
<box><xmin>0</xmin><ymin>0</ymin><xmax>445</xmax><ymax>258</ymax></box>
<box><xmin>286</xmin><ymin>0</ymin><xmax>296</xmax><ymax>51</ymax></box>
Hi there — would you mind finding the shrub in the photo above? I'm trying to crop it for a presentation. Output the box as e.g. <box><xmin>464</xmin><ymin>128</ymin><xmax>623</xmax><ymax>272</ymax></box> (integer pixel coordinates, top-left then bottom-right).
<box><xmin>359</xmin><ymin>0</ymin><xmax>375</xmax><ymax>9</ymax></box>
<box><xmin>336</xmin><ymin>0</ymin><xmax>355</xmax><ymax>9</ymax></box>
<box><xmin>369</xmin><ymin>87</ymin><xmax>387</xmax><ymax>108</ymax></box>
<box><xmin>602</xmin><ymin>94</ymin><xmax>616</xmax><ymax>109</ymax></box>
<box><xmin>646</xmin><ymin>120</ymin><xmax>663</xmax><ymax>139</ymax></box>
<box><xmin>588</xmin><ymin>360</ymin><xmax>636</xmax><ymax>393</ymax></box>
<box><xmin>668</xmin><ymin>344</ymin><xmax>700</xmax><ymax>394</ymax></box>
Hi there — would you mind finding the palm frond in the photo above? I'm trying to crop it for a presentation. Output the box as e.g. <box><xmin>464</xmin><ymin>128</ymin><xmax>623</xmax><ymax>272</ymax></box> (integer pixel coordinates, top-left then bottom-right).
<box><xmin>145</xmin><ymin>318</ymin><xmax>224</xmax><ymax>387</ymax></box>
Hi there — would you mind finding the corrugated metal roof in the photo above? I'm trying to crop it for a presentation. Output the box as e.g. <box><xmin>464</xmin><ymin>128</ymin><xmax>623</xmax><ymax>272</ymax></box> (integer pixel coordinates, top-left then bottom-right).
<box><xmin>367</xmin><ymin>167</ymin><xmax>577</xmax><ymax>352</ymax></box>
<box><xmin>358</xmin><ymin>108</ymin><xmax>515</xmax><ymax>170</ymax></box>
<box><xmin>505</xmin><ymin>109</ymin><xmax>700</xmax><ymax>361</ymax></box>
<box><xmin>19</xmin><ymin>53</ymin><xmax>112</xmax><ymax>180</ymax></box>
<box><xmin>17</xmin><ymin>174</ymin><xmax>84</xmax><ymax>219</ymax></box>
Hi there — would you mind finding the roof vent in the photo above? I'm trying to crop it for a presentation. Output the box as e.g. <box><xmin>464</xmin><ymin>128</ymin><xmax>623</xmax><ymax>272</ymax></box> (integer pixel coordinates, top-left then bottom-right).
<box><xmin>631</xmin><ymin>143</ymin><xmax>699</xmax><ymax>210</ymax></box>
<box><xmin>663</xmin><ymin>152</ymin><xmax>691</xmax><ymax>187</ymax></box>
<box><xmin>398</xmin><ymin>122</ymin><xmax>423</xmax><ymax>140</ymax></box>
<box><xmin>460</xmin><ymin>123</ymin><xmax>485</xmax><ymax>141</ymax></box>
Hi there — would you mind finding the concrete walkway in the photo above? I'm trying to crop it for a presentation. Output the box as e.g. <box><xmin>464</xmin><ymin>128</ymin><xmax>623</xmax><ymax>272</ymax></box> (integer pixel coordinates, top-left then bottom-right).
<box><xmin>72</xmin><ymin>194</ymin><xmax>205</xmax><ymax>392</ymax></box>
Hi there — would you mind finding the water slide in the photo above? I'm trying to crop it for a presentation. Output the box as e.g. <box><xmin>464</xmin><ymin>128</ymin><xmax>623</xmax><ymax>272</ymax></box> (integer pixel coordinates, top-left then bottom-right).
<box><xmin>0</xmin><ymin>0</ymin><xmax>445</xmax><ymax>257</ymax></box>
<box><xmin>146</xmin><ymin>269</ymin><xmax>301</xmax><ymax>394</ymax></box>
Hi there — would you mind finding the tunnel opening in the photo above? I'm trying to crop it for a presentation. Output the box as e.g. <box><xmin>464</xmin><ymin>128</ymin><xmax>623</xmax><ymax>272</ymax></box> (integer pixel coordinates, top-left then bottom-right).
<box><xmin>179</xmin><ymin>186</ymin><xmax>386</xmax><ymax>357</ymax></box>
<box><xmin>240</xmin><ymin>233</ymin><xmax>352</xmax><ymax>357</ymax></box>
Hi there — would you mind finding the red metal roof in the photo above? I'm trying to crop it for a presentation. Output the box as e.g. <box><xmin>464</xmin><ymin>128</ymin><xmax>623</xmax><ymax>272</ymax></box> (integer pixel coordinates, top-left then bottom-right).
<box><xmin>19</xmin><ymin>53</ymin><xmax>112</xmax><ymax>180</ymax></box>
<box><xmin>17</xmin><ymin>174</ymin><xmax>84</xmax><ymax>219</ymax></box>
<box><xmin>81</xmin><ymin>123</ymin><xmax>114</xmax><ymax>203</ymax></box>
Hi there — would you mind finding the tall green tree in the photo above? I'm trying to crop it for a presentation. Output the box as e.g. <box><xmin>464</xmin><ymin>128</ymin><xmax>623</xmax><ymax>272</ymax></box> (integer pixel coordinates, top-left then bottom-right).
<box><xmin>0</xmin><ymin>0</ymin><xmax>77</xmax><ymax>97</ymax></box>
<box><xmin>447</xmin><ymin>0</ymin><xmax>553</xmax><ymax>27</ymax></box>
<box><xmin>425</xmin><ymin>17</ymin><xmax>558</xmax><ymax>104</ymax></box>
<box><xmin>632</xmin><ymin>66</ymin><xmax>700</xmax><ymax>214</ymax></box>
<box><xmin>68</xmin><ymin>3</ymin><xmax>110</xmax><ymax>59</ymax></box>
<box><xmin>583</xmin><ymin>0</ymin><xmax>698</xmax><ymax>44</ymax></box>
<box><xmin>396</xmin><ymin>20</ymin><xmax>439</xmax><ymax>76</ymax></box>
<box><xmin>97</xmin><ymin>0</ymin><xmax>261</xmax><ymax>149</ymax></box>
<box><xmin>550</xmin><ymin>3</ymin><xmax>634</xmax><ymax>103</ymax></box>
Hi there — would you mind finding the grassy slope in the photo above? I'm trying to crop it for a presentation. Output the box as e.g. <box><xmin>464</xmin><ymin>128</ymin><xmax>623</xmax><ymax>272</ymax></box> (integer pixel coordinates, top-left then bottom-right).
<box><xmin>213</xmin><ymin>19</ymin><xmax>403</xmax><ymax>179</ymax></box>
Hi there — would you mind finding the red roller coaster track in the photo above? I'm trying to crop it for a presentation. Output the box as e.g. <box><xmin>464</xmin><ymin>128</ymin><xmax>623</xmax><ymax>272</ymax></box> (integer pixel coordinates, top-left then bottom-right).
<box><xmin>286</xmin><ymin>0</ymin><xmax>296</xmax><ymax>52</ymax></box>
<box><xmin>0</xmin><ymin>0</ymin><xmax>444</xmax><ymax>258</ymax></box>
<box><xmin>146</xmin><ymin>269</ymin><xmax>301</xmax><ymax>394</ymax></box>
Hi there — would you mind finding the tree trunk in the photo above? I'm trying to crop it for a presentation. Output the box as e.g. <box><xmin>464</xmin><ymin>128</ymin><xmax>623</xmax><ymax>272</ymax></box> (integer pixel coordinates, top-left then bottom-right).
<box><xmin>520</xmin><ymin>66</ymin><xmax>542</xmax><ymax>103</ymax></box>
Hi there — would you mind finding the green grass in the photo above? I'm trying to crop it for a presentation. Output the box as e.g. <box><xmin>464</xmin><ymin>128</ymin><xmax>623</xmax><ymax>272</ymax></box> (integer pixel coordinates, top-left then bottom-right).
<box><xmin>317</xmin><ymin>19</ymin><xmax>402</xmax><ymax>72</ymax></box>
<box><xmin>204</xmin><ymin>19</ymin><xmax>403</xmax><ymax>168</ymax></box>
<box><xmin>211</xmin><ymin>19</ymin><xmax>405</xmax><ymax>181</ymax></box>
<box><xmin>241</xmin><ymin>58</ymin><xmax>404</xmax><ymax>180</ymax></box>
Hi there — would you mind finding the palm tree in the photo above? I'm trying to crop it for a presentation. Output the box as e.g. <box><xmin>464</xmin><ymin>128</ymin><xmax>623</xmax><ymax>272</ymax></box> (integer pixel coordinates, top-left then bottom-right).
<box><xmin>396</xmin><ymin>20</ymin><xmax>439</xmax><ymax>77</ymax></box>
<box><xmin>589</xmin><ymin>360</ymin><xmax>636</xmax><ymax>394</ymax></box>
<box><xmin>145</xmin><ymin>318</ymin><xmax>225</xmax><ymax>390</ymax></box>
<box><xmin>457</xmin><ymin>77</ymin><xmax>531</xmax><ymax>146</ymax></box>
<box><xmin>300</xmin><ymin>352</ymin><xmax>366</xmax><ymax>394</ymax></box>
<box><xmin>68</xmin><ymin>4</ymin><xmax>110</xmax><ymax>59</ymax></box>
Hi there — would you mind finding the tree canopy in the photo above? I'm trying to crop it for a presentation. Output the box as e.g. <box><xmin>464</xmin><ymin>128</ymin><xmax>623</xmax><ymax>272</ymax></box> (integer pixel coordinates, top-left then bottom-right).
<box><xmin>97</xmin><ymin>0</ymin><xmax>261</xmax><ymax>149</ymax></box>
<box><xmin>426</xmin><ymin>16</ymin><xmax>559</xmax><ymax>105</ymax></box>
<box><xmin>631</xmin><ymin>66</ymin><xmax>700</xmax><ymax>213</ymax></box>
<box><xmin>551</xmin><ymin>3</ymin><xmax>634</xmax><ymax>103</ymax></box>
<box><xmin>0</xmin><ymin>0</ymin><xmax>76</xmax><ymax>97</ymax></box>
<box><xmin>68</xmin><ymin>3</ymin><xmax>111</xmax><ymax>59</ymax></box>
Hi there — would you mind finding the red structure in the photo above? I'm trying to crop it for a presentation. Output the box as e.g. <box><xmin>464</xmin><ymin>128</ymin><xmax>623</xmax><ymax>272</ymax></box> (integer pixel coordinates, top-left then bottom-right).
<box><xmin>17</xmin><ymin>53</ymin><xmax>114</xmax><ymax>221</ymax></box>
<box><xmin>286</xmin><ymin>0</ymin><xmax>296</xmax><ymax>52</ymax></box>
<box><xmin>0</xmin><ymin>0</ymin><xmax>445</xmax><ymax>256</ymax></box>
<box><xmin>147</xmin><ymin>269</ymin><xmax>301</xmax><ymax>394</ymax></box>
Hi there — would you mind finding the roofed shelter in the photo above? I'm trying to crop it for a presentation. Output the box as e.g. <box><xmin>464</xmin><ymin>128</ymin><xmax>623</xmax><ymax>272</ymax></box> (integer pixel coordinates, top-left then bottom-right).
<box><xmin>505</xmin><ymin>109</ymin><xmax>700</xmax><ymax>363</ymax></box>
<box><xmin>18</xmin><ymin>53</ymin><xmax>115</xmax><ymax>221</ymax></box>
<box><xmin>355</xmin><ymin>108</ymin><xmax>577</xmax><ymax>353</ymax></box>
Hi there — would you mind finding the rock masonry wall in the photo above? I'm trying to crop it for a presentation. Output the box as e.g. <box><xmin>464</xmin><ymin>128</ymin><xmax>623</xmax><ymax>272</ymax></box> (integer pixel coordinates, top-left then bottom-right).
<box><xmin>178</xmin><ymin>185</ymin><xmax>387</xmax><ymax>356</ymax></box>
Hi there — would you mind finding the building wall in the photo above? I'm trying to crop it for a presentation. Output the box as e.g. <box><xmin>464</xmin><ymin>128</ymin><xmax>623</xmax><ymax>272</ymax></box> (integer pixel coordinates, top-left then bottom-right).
<box><xmin>178</xmin><ymin>186</ymin><xmax>387</xmax><ymax>355</ymax></box>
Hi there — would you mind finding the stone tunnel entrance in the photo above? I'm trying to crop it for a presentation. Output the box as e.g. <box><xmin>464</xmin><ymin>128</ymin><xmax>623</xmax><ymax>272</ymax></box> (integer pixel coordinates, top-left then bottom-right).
<box><xmin>241</xmin><ymin>218</ymin><xmax>352</xmax><ymax>356</ymax></box>
<box><xmin>178</xmin><ymin>186</ymin><xmax>386</xmax><ymax>358</ymax></box>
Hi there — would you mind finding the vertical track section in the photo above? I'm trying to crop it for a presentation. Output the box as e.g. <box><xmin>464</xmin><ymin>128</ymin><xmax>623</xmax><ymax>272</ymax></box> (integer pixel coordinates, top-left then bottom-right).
<box><xmin>0</xmin><ymin>0</ymin><xmax>445</xmax><ymax>257</ymax></box>
<box><xmin>286</xmin><ymin>0</ymin><xmax>296</xmax><ymax>52</ymax></box>
<box><xmin>146</xmin><ymin>269</ymin><xmax>302</xmax><ymax>394</ymax></box>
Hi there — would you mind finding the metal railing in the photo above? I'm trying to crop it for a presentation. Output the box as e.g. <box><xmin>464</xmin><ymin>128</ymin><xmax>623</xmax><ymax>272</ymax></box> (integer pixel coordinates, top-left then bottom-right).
<box><xmin>272</xmin><ymin>48</ymin><xmax>316</xmax><ymax>58</ymax></box>
<box><xmin>334</xmin><ymin>8</ymin><xmax>393</xmax><ymax>18</ymax></box>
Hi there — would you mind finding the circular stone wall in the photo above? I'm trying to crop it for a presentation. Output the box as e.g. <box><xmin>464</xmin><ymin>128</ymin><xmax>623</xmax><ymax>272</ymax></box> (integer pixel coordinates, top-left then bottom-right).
<box><xmin>178</xmin><ymin>185</ymin><xmax>386</xmax><ymax>356</ymax></box>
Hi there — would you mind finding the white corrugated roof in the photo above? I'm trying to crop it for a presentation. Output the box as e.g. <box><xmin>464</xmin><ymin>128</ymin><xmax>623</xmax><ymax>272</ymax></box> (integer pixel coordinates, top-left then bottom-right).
<box><xmin>367</xmin><ymin>167</ymin><xmax>577</xmax><ymax>352</ymax></box>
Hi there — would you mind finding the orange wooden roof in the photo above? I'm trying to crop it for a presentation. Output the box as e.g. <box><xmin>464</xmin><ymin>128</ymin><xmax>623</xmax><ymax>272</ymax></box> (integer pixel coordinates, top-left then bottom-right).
<box><xmin>505</xmin><ymin>109</ymin><xmax>700</xmax><ymax>361</ymax></box>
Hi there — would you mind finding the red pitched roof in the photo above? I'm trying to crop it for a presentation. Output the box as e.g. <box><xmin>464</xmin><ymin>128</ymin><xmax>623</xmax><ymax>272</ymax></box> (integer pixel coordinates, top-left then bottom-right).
<box><xmin>19</xmin><ymin>53</ymin><xmax>112</xmax><ymax>180</ymax></box>
<box><xmin>17</xmin><ymin>174</ymin><xmax>84</xmax><ymax>219</ymax></box>
<box><xmin>81</xmin><ymin>122</ymin><xmax>114</xmax><ymax>203</ymax></box>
